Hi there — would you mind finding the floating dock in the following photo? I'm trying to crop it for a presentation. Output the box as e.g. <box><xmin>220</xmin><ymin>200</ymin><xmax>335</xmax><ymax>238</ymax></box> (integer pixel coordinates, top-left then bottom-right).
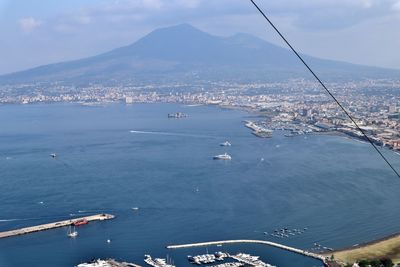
<box><xmin>0</xmin><ymin>213</ymin><xmax>114</xmax><ymax>239</ymax></box>
<box><xmin>167</xmin><ymin>239</ymin><xmax>328</xmax><ymax>265</ymax></box>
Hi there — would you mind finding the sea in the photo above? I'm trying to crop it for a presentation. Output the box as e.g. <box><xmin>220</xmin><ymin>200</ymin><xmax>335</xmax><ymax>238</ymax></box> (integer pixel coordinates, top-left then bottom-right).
<box><xmin>0</xmin><ymin>103</ymin><xmax>399</xmax><ymax>267</ymax></box>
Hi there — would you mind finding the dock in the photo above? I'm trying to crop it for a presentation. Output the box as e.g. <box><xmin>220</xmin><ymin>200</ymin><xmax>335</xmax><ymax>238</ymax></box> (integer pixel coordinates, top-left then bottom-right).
<box><xmin>167</xmin><ymin>239</ymin><xmax>328</xmax><ymax>264</ymax></box>
<box><xmin>0</xmin><ymin>213</ymin><xmax>114</xmax><ymax>239</ymax></box>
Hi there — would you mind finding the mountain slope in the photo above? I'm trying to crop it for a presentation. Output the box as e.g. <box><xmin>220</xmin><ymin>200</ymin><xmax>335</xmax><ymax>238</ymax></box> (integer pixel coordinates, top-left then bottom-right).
<box><xmin>1</xmin><ymin>23</ymin><xmax>398</xmax><ymax>84</ymax></box>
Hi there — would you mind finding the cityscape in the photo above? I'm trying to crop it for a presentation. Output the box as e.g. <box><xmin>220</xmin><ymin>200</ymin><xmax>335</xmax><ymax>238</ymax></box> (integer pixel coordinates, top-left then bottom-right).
<box><xmin>1</xmin><ymin>1</ymin><xmax>400</xmax><ymax>267</ymax></box>
<box><xmin>1</xmin><ymin>78</ymin><xmax>399</xmax><ymax>152</ymax></box>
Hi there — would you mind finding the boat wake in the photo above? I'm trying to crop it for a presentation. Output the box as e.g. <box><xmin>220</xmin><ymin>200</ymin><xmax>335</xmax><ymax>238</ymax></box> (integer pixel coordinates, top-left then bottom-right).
<box><xmin>184</xmin><ymin>104</ymin><xmax>203</xmax><ymax>107</ymax></box>
<box><xmin>0</xmin><ymin>217</ymin><xmax>42</xmax><ymax>222</ymax></box>
<box><xmin>130</xmin><ymin>130</ymin><xmax>216</xmax><ymax>139</ymax></box>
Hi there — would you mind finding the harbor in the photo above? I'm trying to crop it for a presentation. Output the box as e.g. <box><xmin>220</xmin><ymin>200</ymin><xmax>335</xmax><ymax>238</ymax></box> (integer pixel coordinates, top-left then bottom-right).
<box><xmin>167</xmin><ymin>239</ymin><xmax>328</xmax><ymax>265</ymax></box>
<box><xmin>144</xmin><ymin>255</ymin><xmax>175</xmax><ymax>267</ymax></box>
<box><xmin>76</xmin><ymin>259</ymin><xmax>141</xmax><ymax>267</ymax></box>
<box><xmin>188</xmin><ymin>251</ymin><xmax>276</xmax><ymax>267</ymax></box>
<box><xmin>0</xmin><ymin>213</ymin><xmax>114</xmax><ymax>239</ymax></box>
<box><xmin>244</xmin><ymin>121</ymin><xmax>273</xmax><ymax>138</ymax></box>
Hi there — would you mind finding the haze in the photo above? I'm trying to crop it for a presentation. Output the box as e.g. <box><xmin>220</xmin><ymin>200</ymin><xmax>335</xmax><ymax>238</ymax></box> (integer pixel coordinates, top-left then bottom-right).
<box><xmin>1</xmin><ymin>0</ymin><xmax>400</xmax><ymax>74</ymax></box>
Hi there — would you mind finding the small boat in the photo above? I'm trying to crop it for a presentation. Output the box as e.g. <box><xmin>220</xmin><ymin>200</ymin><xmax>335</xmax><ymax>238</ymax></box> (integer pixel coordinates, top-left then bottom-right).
<box><xmin>73</xmin><ymin>219</ymin><xmax>88</xmax><ymax>226</ymax></box>
<box><xmin>213</xmin><ymin>153</ymin><xmax>232</xmax><ymax>160</ymax></box>
<box><xmin>220</xmin><ymin>141</ymin><xmax>231</xmax><ymax>146</ymax></box>
<box><xmin>168</xmin><ymin>112</ymin><xmax>187</xmax><ymax>118</ymax></box>
<box><xmin>50</xmin><ymin>153</ymin><xmax>57</xmax><ymax>158</ymax></box>
<box><xmin>67</xmin><ymin>225</ymin><xmax>78</xmax><ymax>238</ymax></box>
<box><xmin>132</xmin><ymin>207</ymin><xmax>139</xmax><ymax>211</ymax></box>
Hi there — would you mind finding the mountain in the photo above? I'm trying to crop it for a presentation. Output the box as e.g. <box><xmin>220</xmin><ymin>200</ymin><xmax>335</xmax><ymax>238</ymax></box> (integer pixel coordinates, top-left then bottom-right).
<box><xmin>1</xmin><ymin>23</ymin><xmax>398</xmax><ymax>84</ymax></box>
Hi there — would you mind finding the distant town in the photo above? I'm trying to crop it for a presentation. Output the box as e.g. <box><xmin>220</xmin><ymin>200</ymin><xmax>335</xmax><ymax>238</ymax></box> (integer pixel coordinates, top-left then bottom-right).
<box><xmin>1</xmin><ymin>78</ymin><xmax>399</xmax><ymax>152</ymax></box>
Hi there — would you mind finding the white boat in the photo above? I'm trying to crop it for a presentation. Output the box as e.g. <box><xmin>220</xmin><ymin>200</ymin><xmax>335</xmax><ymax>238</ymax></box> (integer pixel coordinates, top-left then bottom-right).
<box><xmin>220</xmin><ymin>141</ymin><xmax>231</xmax><ymax>146</ymax></box>
<box><xmin>50</xmin><ymin>153</ymin><xmax>57</xmax><ymax>158</ymax></box>
<box><xmin>68</xmin><ymin>225</ymin><xmax>78</xmax><ymax>238</ymax></box>
<box><xmin>144</xmin><ymin>255</ymin><xmax>175</xmax><ymax>267</ymax></box>
<box><xmin>213</xmin><ymin>153</ymin><xmax>232</xmax><ymax>160</ymax></box>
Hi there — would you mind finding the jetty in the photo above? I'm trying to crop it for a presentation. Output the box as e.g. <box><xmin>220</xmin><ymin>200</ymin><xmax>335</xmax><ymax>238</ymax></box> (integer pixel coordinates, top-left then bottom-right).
<box><xmin>167</xmin><ymin>239</ymin><xmax>327</xmax><ymax>264</ymax></box>
<box><xmin>0</xmin><ymin>213</ymin><xmax>114</xmax><ymax>239</ymax></box>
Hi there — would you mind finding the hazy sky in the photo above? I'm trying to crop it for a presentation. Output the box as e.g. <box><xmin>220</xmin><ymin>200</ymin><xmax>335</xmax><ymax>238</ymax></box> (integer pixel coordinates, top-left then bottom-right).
<box><xmin>1</xmin><ymin>0</ymin><xmax>400</xmax><ymax>74</ymax></box>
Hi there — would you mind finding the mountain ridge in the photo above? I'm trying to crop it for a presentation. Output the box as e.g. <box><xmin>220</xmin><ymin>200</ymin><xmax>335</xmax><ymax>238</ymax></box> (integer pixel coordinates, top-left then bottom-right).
<box><xmin>1</xmin><ymin>23</ymin><xmax>398</xmax><ymax>84</ymax></box>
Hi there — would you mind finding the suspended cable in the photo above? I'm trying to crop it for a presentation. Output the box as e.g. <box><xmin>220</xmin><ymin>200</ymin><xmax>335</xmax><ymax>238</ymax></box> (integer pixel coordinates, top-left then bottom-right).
<box><xmin>249</xmin><ymin>0</ymin><xmax>400</xmax><ymax>178</ymax></box>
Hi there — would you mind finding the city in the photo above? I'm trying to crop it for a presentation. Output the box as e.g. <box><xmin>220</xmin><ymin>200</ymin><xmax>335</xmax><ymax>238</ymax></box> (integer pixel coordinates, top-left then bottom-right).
<box><xmin>1</xmin><ymin>78</ymin><xmax>399</xmax><ymax>152</ymax></box>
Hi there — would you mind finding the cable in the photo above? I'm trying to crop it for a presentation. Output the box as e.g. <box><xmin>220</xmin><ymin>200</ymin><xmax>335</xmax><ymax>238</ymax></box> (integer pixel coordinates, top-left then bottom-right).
<box><xmin>249</xmin><ymin>0</ymin><xmax>400</xmax><ymax>178</ymax></box>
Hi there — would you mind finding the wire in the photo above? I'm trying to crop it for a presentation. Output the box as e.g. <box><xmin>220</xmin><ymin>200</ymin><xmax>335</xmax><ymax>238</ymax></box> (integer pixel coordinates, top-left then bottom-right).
<box><xmin>249</xmin><ymin>0</ymin><xmax>400</xmax><ymax>178</ymax></box>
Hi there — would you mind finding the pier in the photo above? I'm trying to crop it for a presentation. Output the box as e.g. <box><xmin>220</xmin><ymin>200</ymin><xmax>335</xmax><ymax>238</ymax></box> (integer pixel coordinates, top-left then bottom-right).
<box><xmin>0</xmin><ymin>213</ymin><xmax>114</xmax><ymax>239</ymax></box>
<box><xmin>167</xmin><ymin>239</ymin><xmax>327</xmax><ymax>264</ymax></box>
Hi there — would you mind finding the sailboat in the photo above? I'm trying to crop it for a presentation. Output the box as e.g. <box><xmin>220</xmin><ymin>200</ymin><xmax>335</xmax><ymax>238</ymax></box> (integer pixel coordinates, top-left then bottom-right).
<box><xmin>67</xmin><ymin>225</ymin><xmax>78</xmax><ymax>238</ymax></box>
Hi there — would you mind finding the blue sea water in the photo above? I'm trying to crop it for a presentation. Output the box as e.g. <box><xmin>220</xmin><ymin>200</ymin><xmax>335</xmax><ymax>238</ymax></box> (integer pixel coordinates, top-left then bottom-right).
<box><xmin>0</xmin><ymin>103</ymin><xmax>399</xmax><ymax>267</ymax></box>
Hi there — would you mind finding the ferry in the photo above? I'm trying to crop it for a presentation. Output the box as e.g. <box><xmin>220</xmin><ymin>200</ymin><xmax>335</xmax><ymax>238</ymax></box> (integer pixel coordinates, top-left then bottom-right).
<box><xmin>213</xmin><ymin>153</ymin><xmax>232</xmax><ymax>160</ymax></box>
<box><xmin>220</xmin><ymin>141</ymin><xmax>231</xmax><ymax>146</ymax></box>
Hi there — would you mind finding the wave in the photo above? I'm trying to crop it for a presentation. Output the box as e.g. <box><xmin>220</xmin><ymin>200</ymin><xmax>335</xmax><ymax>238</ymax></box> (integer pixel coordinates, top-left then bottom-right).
<box><xmin>129</xmin><ymin>130</ymin><xmax>216</xmax><ymax>139</ymax></box>
<box><xmin>184</xmin><ymin>104</ymin><xmax>203</xmax><ymax>107</ymax></box>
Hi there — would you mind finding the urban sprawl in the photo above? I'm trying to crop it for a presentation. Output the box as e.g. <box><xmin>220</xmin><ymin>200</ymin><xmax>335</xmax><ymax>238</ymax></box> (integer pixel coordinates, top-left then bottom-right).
<box><xmin>1</xmin><ymin>78</ymin><xmax>399</xmax><ymax>151</ymax></box>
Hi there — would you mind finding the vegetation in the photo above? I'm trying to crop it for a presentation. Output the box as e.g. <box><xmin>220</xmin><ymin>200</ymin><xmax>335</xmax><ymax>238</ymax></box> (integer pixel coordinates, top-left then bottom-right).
<box><xmin>325</xmin><ymin>234</ymin><xmax>400</xmax><ymax>264</ymax></box>
<box><xmin>357</xmin><ymin>258</ymin><xmax>393</xmax><ymax>267</ymax></box>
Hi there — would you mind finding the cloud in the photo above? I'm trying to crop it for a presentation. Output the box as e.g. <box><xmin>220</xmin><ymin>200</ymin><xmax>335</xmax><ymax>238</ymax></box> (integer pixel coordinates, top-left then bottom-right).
<box><xmin>392</xmin><ymin>0</ymin><xmax>400</xmax><ymax>10</ymax></box>
<box><xmin>66</xmin><ymin>0</ymin><xmax>400</xmax><ymax>31</ymax></box>
<box><xmin>18</xmin><ymin>17</ymin><xmax>42</xmax><ymax>32</ymax></box>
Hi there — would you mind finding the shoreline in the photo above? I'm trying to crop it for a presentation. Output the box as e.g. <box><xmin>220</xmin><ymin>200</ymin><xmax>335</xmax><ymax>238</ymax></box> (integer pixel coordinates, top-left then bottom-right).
<box><xmin>323</xmin><ymin>232</ymin><xmax>400</xmax><ymax>264</ymax></box>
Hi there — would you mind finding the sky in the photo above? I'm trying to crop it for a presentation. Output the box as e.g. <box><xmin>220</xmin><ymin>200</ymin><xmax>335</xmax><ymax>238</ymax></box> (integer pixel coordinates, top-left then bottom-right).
<box><xmin>1</xmin><ymin>0</ymin><xmax>400</xmax><ymax>74</ymax></box>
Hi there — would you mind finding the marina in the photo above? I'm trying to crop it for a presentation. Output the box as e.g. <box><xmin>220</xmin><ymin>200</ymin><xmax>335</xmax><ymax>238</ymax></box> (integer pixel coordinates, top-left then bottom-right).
<box><xmin>207</xmin><ymin>263</ymin><xmax>243</xmax><ymax>267</ymax></box>
<box><xmin>244</xmin><ymin>121</ymin><xmax>273</xmax><ymax>138</ymax></box>
<box><xmin>0</xmin><ymin>214</ymin><xmax>114</xmax><ymax>239</ymax></box>
<box><xmin>230</xmin><ymin>253</ymin><xmax>276</xmax><ymax>267</ymax></box>
<box><xmin>76</xmin><ymin>259</ymin><xmax>141</xmax><ymax>267</ymax></box>
<box><xmin>187</xmin><ymin>251</ymin><xmax>275</xmax><ymax>267</ymax></box>
<box><xmin>167</xmin><ymin>239</ymin><xmax>328</xmax><ymax>265</ymax></box>
<box><xmin>144</xmin><ymin>255</ymin><xmax>175</xmax><ymax>267</ymax></box>
<box><xmin>188</xmin><ymin>252</ymin><xmax>227</xmax><ymax>264</ymax></box>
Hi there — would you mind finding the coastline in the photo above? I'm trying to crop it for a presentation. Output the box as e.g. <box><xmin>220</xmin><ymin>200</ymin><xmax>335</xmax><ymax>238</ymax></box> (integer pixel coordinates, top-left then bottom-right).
<box><xmin>323</xmin><ymin>232</ymin><xmax>400</xmax><ymax>264</ymax></box>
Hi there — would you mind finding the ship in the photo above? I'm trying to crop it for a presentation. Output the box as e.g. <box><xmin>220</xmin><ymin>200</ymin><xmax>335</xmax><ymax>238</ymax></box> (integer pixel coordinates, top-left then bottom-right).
<box><xmin>220</xmin><ymin>141</ymin><xmax>231</xmax><ymax>146</ymax></box>
<box><xmin>167</xmin><ymin>112</ymin><xmax>187</xmax><ymax>118</ymax></box>
<box><xmin>213</xmin><ymin>153</ymin><xmax>232</xmax><ymax>160</ymax></box>
<box><xmin>73</xmin><ymin>219</ymin><xmax>88</xmax><ymax>226</ymax></box>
